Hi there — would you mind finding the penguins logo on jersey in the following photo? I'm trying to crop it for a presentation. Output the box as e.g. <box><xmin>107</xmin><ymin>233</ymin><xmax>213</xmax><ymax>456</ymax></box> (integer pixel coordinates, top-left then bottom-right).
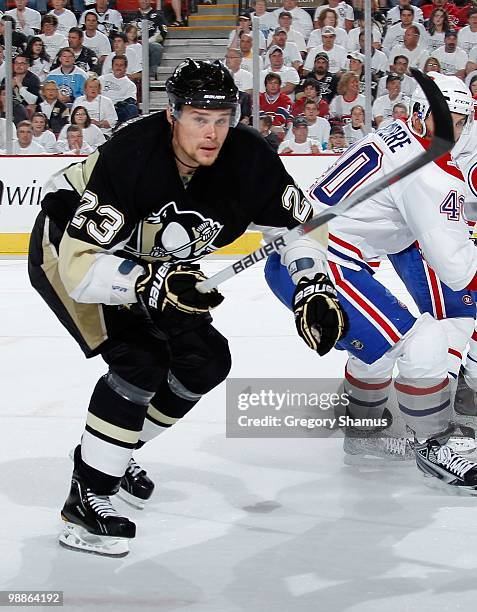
<box><xmin>124</xmin><ymin>201</ymin><xmax>223</xmax><ymax>262</ymax></box>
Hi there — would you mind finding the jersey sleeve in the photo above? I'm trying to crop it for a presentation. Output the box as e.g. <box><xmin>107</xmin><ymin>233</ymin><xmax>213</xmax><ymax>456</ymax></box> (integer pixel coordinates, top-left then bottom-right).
<box><xmin>57</xmin><ymin>147</ymin><xmax>145</xmax><ymax>306</ymax></box>
<box><xmin>394</xmin><ymin>166</ymin><xmax>477</xmax><ymax>291</ymax></box>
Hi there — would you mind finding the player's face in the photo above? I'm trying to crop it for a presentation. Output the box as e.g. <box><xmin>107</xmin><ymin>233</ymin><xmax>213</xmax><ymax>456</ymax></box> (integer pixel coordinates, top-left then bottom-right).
<box><xmin>169</xmin><ymin>106</ymin><xmax>232</xmax><ymax>168</ymax></box>
<box><xmin>424</xmin><ymin>111</ymin><xmax>468</xmax><ymax>141</ymax></box>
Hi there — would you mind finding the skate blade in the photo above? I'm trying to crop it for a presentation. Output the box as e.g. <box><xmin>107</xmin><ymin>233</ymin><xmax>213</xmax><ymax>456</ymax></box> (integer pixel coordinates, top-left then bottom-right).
<box><xmin>116</xmin><ymin>488</ymin><xmax>147</xmax><ymax>510</ymax></box>
<box><xmin>343</xmin><ymin>453</ymin><xmax>412</xmax><ymax>466</ymax></box>
<box><xmin>447</xmin><ymin>437</ymin><xmax>477</xmax><ymax>455</ymax></box>
<box><xmin>59</xmin><ymin>520</ymin><xmax>130</xmax><ymax>557</ymax></box>
<box><xmin>418</xmin><ymin>471</ymin><xmax>477</xmax><ymax>496</ymax></box>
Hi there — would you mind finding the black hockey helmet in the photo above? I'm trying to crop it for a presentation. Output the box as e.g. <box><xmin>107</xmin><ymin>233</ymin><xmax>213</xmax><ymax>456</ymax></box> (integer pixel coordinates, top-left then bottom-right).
<box><xmin>166</xmin><ymin>58</ymin><xmax>240</xmax><ymax>126</ymax></box>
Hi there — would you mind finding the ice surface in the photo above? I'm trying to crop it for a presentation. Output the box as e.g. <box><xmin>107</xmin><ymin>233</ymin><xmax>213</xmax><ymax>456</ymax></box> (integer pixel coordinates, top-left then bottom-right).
<box><xmin>1</xmin><ymin>259</ymin><xmax>477</xmax><ymax>612</ymax></box>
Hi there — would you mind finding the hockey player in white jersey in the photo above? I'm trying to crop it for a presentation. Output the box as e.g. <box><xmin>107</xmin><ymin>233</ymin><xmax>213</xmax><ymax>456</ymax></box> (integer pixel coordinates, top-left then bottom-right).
<box><xmin>266</xmin><ymin>73</ymin><xmax>477</xmax><ymax>492</ymax></box>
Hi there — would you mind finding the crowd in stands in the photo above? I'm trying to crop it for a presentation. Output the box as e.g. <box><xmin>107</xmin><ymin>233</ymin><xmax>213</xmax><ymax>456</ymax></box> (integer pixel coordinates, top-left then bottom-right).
<box><xmin>1</xmin><ymin>0</ymin><xmax>477</xmax><ymax>155</ymax></box>
<box><xmin>227</xmin><ymin>0</ymin><xmax>477</xmax><ymax>153</ymax></box>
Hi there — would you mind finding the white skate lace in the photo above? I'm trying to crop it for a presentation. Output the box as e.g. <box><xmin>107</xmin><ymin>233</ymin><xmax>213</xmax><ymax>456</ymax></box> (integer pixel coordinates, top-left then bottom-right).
<box><xmin>436</xmin><ymin>445</ymin><xmax>476</xmax><ymax>477</ymax></box>
<box><xmin>385</xmin><ymin>437</ymin><xmax>408</xmax><ymax>456</ymax></box>
<box><xmin>86</xmin><ymin>492</ymin><xmax>119</xmax><ymax>518</ymax></box>
<box><xmin>127</xmin><ymin>459</ymin><xmax>144</xmax><ymax>478</ymax></box>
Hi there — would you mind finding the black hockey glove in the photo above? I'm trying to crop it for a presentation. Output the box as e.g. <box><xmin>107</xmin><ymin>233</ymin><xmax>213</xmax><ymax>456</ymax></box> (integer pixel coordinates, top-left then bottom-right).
<box><xmin>135</xmin><ymin>262</ymin><xmax>224</xmax><ymax>319</ymax></box>
<box><xmin>293</xmin><ymin>273</ymin><xmax>347</xmax><ymax>356</ymax></box>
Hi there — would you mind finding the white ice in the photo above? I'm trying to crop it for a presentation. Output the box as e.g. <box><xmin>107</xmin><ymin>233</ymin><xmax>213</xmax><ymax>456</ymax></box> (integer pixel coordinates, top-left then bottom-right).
<box><xmin>2</xmin><ymin>258</ymin><xmax>477</xmax><ymax>612</ymax></box>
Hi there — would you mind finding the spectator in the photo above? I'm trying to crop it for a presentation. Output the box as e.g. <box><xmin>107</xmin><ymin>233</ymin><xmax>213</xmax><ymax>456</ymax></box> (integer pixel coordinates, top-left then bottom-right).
<box><xmin>259</xmin><ymin>72</ymin><xmax>292</xmax><ymax>130</ymax></box>
<box><xmin>24</xmin><ymin>36</ymin><xmax>51</xmax><ymax>82</ymax></box>
<box><xmin>324</xmin><ymin>125</ymin><xmax>348</xmax><ymax>152</ymax></box>
<box><xmin>6</xmin><ymin>0</ymin><xmax>41</xmax><ymax>37</ymax></box>
<box><xmin>31</xmin><ymin>111</ymin><xmax>57</xmax><ymax>152</ymax></box>
<box><xmin>124</xmin><ymin>24</ymin><xmax>142</xmax><ymax>68</ymax></box>
<box><xmin>272</xmin><ymin>0</ymin><xmax>313</xmax><ymax>39</ymax></box>
<box><xmin>469</xmin><ymin>74</ymin><xmax>477</xmax><ymax>118</ymax></box>
<box><xmin>433</xmin><ymin>29</ymin><xmax>468</xmax><ymax>78</ymax></box>
<box><xmin>278</xmin><ymin>115</ymin><xmax>321</xmax><ymax>153</ymax></box>
<box><xmin>347</xmin><ymin>15</ymin><xmax>383</xmax><ymax>53</ymax></box>
<box><xmin>259</xmin><ymin>113</ymin><xmax>280</xmax><ymax>151</ymax></box>
<box><xmin>329</xmin><ymin>71</ymin><xmax>365</xmax><ymax>122</ymax></box>
<box><xmin>296</xmin><ymin>98</ymin><xmax>331</xmax><ymax>146</ymax></box>
<box><xmin>458</xmin><ymin>8</ymin><xmax>477</xmax><ymax>56</ymax></box>
<box><xmin>313</xmin><ymin>0</ymin><xmax>354</xmax><ymax>32</ymax></box>
<box><xmin>0</xmin><ymin>16</ymin><xmax>28</xmax><ymax>58</ymax></box>
<box><xmin>102</xmin><ymin>33</ymin><xmax>141</xmax><ymax>79</ymax></box>
<box><xmin>224</xmin><ymin>48</ymin><xmax>253</xmax><ymax>95</ymax></box>
<box><xmin>0</xmin><ymin>47</ymin><xmax>5</xmax><ymax>83</ymax></box>
<box><xmin>268</xmin><ymin>11</ymin><xmax>307</xmax><ymax>56</ymax></box>
<box><xmin>388</xmin><ymin>25</ymin><xmax>429</xmax><ymax>70</ymax></box>
<box><xmin>377</xmin><ymin>54</ymin><xmax>414</xmax><ymax>97</ymax></box>
<box><xmin>57</xmin><ymin>104</ymin><xmax>104</xmax><ymax>148</ymax></box>
<box><xmin>238</xmin><ymin>91</ymin><xmax>253</xmax><ymax>124</ymax></box>
<box><xmin>72</xmin><ymin>76</ymin><xmax>117</xmax><ymax>136</ymax></box>
<box><xmin>12</xmin><ymin>120</ymin><xmax>46</xmax><ymax>154</ymax></box>
<box><xmin>357</xmin><ymin>31</ymin><xmax>388</xmax><ymax>77</ymax></box>
<box><xmin>372</xmin><ymin>74</ymin><xmax>409</xmax><ymax>126</ymax></box>
<box><xmin>299</xmin><ymin>52</ymin><xmax>338</xmax><ymax>104</ymax></box>
<box><xmin>347</xmin><ymin>50</ymin><xmax>378</xmax><ymax>99</ymax></box>
<box><xmin>79</xmin><ymin>0</ymin><xmax>122</xmax><ymax>36</ymax></box>
<box><xmin>292</xmin><ymin>77</ymin><xmax>330</xmax><ymax>118</ymax></box>
<box><xmin>343</xmin><ymin>104</ymin><xmax>368</xmax><ymax>145</ymax></box>
<box><xmin>387</xmin><ymin>0</ymin><xmax>424</xmax><ymax>25</ymax></box>
<box><xmin>382</xmin><ymin>5</ymin><xmax>428</xmax><ymax>56</ymax></box>
<box><xmin>0</xmin><ymin>81</ymin><xmax>28</xmax><ymax>125</ymax></box>
<box><xmin>260</xmin><ymin>46</ymin><xmax>299</xmax><ymax>96</ymax></box>
<box><xmin>126</xmin><ymin>0</ymin><xmax>166</xmax><ymax>80</ymax></box>
<box><xmin>228</xmin><ymin>13</ymin><xmax>266</xmax><ymax>52</ymax></box>
<box><xmin>390</xmin><ymin>101</ymin><xmax>409</xmax><ymax>121</ymax></box>
<box><xmin>98</xmin><ymin>55</ymin><xmax>138</xmax><ymax>124</ymax></box>
<box><xmin>423</xmin><ymin>56</ymin><xmax>442</xmax><ymax>73</ymax></box>
<box><xmin>0</xmin><ymin>89</ymin><xmax>17</xmax><ymax>148</ymax></box>
<box><xmin>82</xmin><ymin>11</ymin><xmax>111</xmax><ymax>65</ymax></box>
<box><xmin>39</xmin><ymin>80</ymin><xmax>69</xmax><ymax>135</ymax></box>
<box><xmin>48</xmin><ymin>0</ymin><xmax>78</xmax><ymax>38</ymax></box>
<box><xmin>60</xmin><ymin>124</ymin><xmax>94</xmax><ymax>154</ymax></box>
<box><xmin>264</xmin><ymin>27</ymin><xmax>302</xmax><ymax>71</ymax></box>
<box><xmin>421</xmin><ymin>0</ymin><xmax>459</xmax><ymax>23</ymax></box>
<box><xmin>426</xmin><ymin>8</ymin><xmax>449</xmax><ymax>54</ymax></box>
<box><xmin>39</xmin><ymin>14</ymin><xmax>67</xmax><ymax>62</ymax></box>
<box><xmin>47</xmin><ymin>47</ymin><xmax>88</xmax><ymax>105</ymax></box>
<box><xmin>308</xmin><ymin>8</ymin><xmax>347</xmax><ymax>50</ymax></box>
<box><xmin>65</xmin><ymin>26</ymin><xmax>100</xmax><ymax>74</ymax></box>
<box><xmin>164</xmin><ymin>0</ymin><xmax>185</xmax><ymax>27</ymax></box>
<box><xmin>238</xmin><ymin>33</ymin><xmax>264</xmax><ymax>73</ymax></box>
<box><xmin>12</xmin><ymin>53</ymin><xmax>41</xmax><ymax>116</ymax></box>
<box><xmin>250</xmin><ymin>0</ymin><xmax>275</xmax><ymax>38</ymax></box>
<box><xmin>304</xmin><ymin>26</ymin><xmax>347</xmax><ymax>75</ymax></box>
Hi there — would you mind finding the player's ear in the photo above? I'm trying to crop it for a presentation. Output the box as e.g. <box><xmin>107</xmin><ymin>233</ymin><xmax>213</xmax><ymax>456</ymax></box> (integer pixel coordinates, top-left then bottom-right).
<box><xmin>166</xmin><ymin>107</ymin><xmax>175</xmax><ymax>125</ymax></box>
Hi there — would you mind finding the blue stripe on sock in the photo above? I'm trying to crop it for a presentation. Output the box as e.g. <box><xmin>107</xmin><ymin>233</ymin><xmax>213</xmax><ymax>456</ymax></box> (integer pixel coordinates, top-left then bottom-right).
<box><xmin>348</xmin><ymin>397</ymin><xmax>388</xmax><ymax>409</ymax></box>
<box><xmin>398</xmin><ymin>399</ymin><xmax>450</xmax><ymax>418</ymax></box>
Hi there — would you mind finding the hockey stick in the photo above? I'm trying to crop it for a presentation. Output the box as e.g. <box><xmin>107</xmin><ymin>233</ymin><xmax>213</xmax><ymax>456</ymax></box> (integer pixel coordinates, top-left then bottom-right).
<box><xmin>196</xmin><ymin>69</ymin><xmax>454</xmax><ymax>294</ymax></box>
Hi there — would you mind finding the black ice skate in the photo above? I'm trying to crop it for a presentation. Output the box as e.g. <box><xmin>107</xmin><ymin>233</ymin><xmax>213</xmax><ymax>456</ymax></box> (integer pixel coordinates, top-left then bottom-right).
<box><xmin>117</xmin><ymin>458</ymin><xmax>155</xmax><ymax>509</ymax></box>
<box><xmin>59</xmin><ymin>474</ymin><xmax>136</xmax><ymax>557</ymax></box>
<box><xmin>455</xmin><ymin>366</ymin><xmax>477</xmax><ymax>418</ymax></box>
<box><xmin>414</xmin><ymin>435</ymin><xmax>477</xmax><ymax>493</ymax></box>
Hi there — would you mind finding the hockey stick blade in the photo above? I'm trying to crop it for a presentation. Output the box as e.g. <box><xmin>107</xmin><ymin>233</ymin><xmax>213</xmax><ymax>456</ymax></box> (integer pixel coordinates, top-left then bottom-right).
<box><xmin>197</xmin><ymin>69</ymin><xmax>454</xmax><ymax>293</ymax></box>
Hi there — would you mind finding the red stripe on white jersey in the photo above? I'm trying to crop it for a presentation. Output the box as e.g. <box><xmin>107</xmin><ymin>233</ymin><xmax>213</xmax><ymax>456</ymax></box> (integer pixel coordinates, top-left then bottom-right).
<box><xmin>448</xmin><ymin>348</ymin><xmax>463</xmax><ymax>360</ymax></box>
<box><xmin>422</xmin><ymin>259</ymin><xmax>445</xmax><ymax>319</ymax></box>
<box><xmin>329</xmin><ymin>262</ymin><xmax>403</xmax><ymax>345</ymax></box>
<box><xmin>329</xmin><ymin>234</ymin><xmax>364</xmax><ymax>260</ymax></box>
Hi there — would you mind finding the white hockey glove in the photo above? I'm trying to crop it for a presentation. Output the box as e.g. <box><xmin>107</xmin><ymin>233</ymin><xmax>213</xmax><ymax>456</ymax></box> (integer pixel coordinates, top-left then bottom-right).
<box><xmin>135</xmin><ymin>262</ymin><xmax>224</xmax><ymax>319</ymax></box>
<box><xmin>293</xmin><ymin>273</ymin><xmax>347</xmax><ymax>356</ymax></box>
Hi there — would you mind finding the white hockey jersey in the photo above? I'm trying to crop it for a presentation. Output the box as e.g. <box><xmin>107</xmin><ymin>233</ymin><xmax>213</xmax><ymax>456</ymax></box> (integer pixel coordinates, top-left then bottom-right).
<box><xmin>307</xmin><ymin>119</ymin><xmax>477</xmax><ymax>291</ymax></box>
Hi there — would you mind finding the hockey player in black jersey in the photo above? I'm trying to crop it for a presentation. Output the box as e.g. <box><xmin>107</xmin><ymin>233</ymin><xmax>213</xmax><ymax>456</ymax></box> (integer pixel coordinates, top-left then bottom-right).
<box><xmin>28</xmin><ymin>58</ymin><xmax>346</xmax><ymax>557</ymax></box>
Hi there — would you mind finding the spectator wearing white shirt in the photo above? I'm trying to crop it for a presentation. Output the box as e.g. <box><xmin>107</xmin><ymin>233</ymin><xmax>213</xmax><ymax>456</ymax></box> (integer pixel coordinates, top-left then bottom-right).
<box><xmin>377</xmin><ymin>100</ymin><xmax>409</xmax><ymax>128</ymax></box>
<box><xmin>48</xmin><ymin>0</ymin><xmax>77</xmax><ymax>37</ymax></box>
<box><xmin>39</xmin><ymin>15</ymin><xmax>67</xmax><ymax>63</ymax></box>
<box><xmin>279</xmin><ymin>115</ymin><xmax>321</xmax><ymax>154</ymax></box>
<box><xmin>373</xmin><ymin>74</ymin><xmax>409</xmax><ymax>126</ymax></box>
<box><xmin>13</xmin><ymin>120</ymin><xmax>46</xmax><ymax>154</ymax></box>
<box><xmin>329</xmin><ymin>71</ymin><xmax>366</xmax><ymax>121</ymax></box>
<box><xmin>0</xmin><ymin>117</ymin><xmax>17</xmax><ymax>149</ymax></box>
<box><xmin>459</xmin><ymin>9</ymin><xmax>477</xmax><ymax>56</ymax></box>
<box><xmin>102</xmin><ymin>33</ymin><xmax>141</xmax><ymax>78</ymax></box>
<box><xmin>24</xmin><ymin>36</ymin><xmax>51</xmax><ymax>83</ymax></box>
<box><xmin>72</xmin><ymin>77</ymin><xmax>117</xmax><ymax>137</ymax></box>
<box><xmin>6</xmin><ymin>0</ymin><xmax>41</xmax><ymax>37</ymax></box>
<box><xmin>308</xmin><ymin>8</ymin><xmax>347</xmax><ymax>50</ymax></box>
<box><xmin>79</xmin><ymin>0</ymin><xmax>123</xmax><ymax>37</ymax></box>
<box><xmin>387</xmin><ymin>0</ymin><xmax>423</xmax><ymax>25</ymax></box>
<box><xmin>228</xmin><ymin>13</ymin><xmax>266</xmax><ymax>52</ymax></box>
<box><xmin>260</xmin><ymin>46</ymin><xmax>300</xmax><ymax>96</ymax></box>
<box><xmin>377</xmin><ymin>54</ymin><xmax>415</xmax><ymax>97</ymax></box>
<box><xmin>82</xmin><ymin>11</ymin><xmax>111</xmax><ymax>65</ymax></box>
<box><xmin>313</xmin><ymin>0</ymin><xmax>354</xmax><ymax>32</ymax></box>
<box><xmin>433</xmin><ymin>30</ymin><xmax>468</xmax><ymax>79</ymax></box>
<box><xmin>291</xmin><ymin>99</ymin><xmax>331</xmax><ymax>147</ymax></box>
<box><xmin>343</xmin><ymin>104</ymin><xmax>369</xmax><ymax>145</ymax></box>
<box><xmin>323</xmin><ymin>125</ymin><xmax>348</xmax><ymax>152</ymax></box>
<box><xmin>304</xmin><ymin>26</ymin><xmax>347</xmax><ymax>74</ymax></box>
<box><xmin>224</xmin><ymin>49</ymin><xmax>253</xmax><ymax>94</ymax></box>
<box><xmin>238</xmin><ymin>33</ymin><xmax>264</xmax><ymax>73</ymax></box>
<box><xmin>31</xmin><ymin>111</ymin><xmax>57</xmax><ymax>153</ymax></box>
<box><xmin>357</xmin><ymin>31</ymin><xmax>388</xmax><ymax>77</ymax></box>
<box><xmin>57</xmin><ymin>105</ymin><xmax>105</xmax><ymax>150</ymax></box>
<box><xmin>99</xmin><ymin>55</ymin><xmax>138</xmax><ymax>124</ymax></box>
<box><xmin>426</xmin><ymin>8</ymin><xmax>448</xmax><ymax>54</ymax></box>
<box><xmin>250</xmin><ymin>0</ymin><xmax>276</xmax><ymax>39</ymax></box>
<box><xmin>264</xmin><ymin>28</ymin><xmax>302</xmax><ymax>71</ymax></box>
<box><xmin>272</xmin><ymin>0</ymin><xmax>313</xmax><ymax>39</ymax></box>
<box><xmin>268</xmin><ymin>11</ymin><xmax>307</xmax><ymax>55</ymax></box>
<box><xmin>59</xmin><ymin>124</ymin><xmax>95</xmax><ymax>155</ymax></box>
<box><xmin>388</xmin><ymin>26</ymin><xmax>429</xmax><ymax>70</ymax></box>
<box><xmin>347</xmin><ymin>20</ymin><xmax>382</xmax><ymax>53</ymax></box>
<box><xmin>382</xmin><ymin>6</ymin><xmax>428</xmax><ymax>56</ymax></box>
